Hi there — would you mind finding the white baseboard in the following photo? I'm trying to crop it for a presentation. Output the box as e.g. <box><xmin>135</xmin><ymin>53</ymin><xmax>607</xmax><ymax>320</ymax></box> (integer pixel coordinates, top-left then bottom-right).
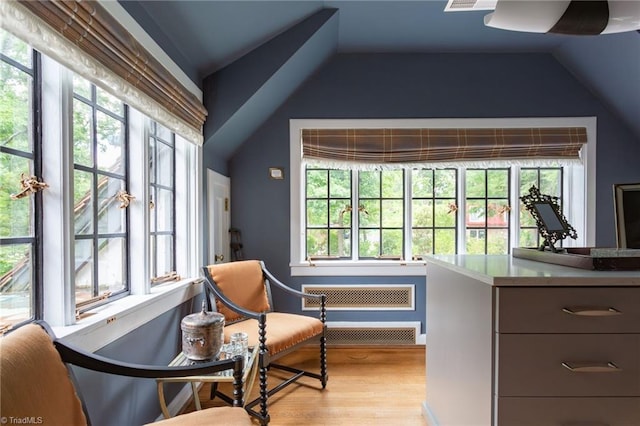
<box><xmin>417</xmin><ymin>333</ymin><xmax>426</xmax><ymax>345</ymax></box>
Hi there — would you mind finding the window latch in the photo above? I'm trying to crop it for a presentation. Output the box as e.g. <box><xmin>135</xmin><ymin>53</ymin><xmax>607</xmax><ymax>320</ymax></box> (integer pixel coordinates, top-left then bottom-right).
<box><xmin>151</xmin><ymin>271</ymin><xmax>181</xmax><ymax>285</ymax></box>
<box><xmin>115</xmin><ymin>190</ymin><xmax>135</xmax><ymax>208</ymax></box>
<box><xmin>497</xmin><ymin>204</ymin><xmax>511</xmax><ymax>214</ymax></box>
<box><xmin>10</xmin><ymin>173</ymin><xmax>49</xmax><ymax>200</ymax></box>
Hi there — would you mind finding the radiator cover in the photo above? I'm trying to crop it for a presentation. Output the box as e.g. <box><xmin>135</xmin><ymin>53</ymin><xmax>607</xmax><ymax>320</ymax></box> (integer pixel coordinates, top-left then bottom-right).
<box><xmin>302</xmin><ymin>284</ymin><xmax>414</xmax><ymax>311</ymax></box>
<box><xmin>325</xmin><ymin>322</ymin><xmax>420</xmax><ymax>345</ymax></box>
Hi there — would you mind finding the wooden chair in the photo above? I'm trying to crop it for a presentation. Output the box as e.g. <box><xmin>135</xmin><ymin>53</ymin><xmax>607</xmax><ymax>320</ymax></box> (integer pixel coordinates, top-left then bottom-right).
<box><xmin>0</xmin><ymin>320</ymin><xmax>254</xmax><ymax>425</ymax></box>
<box><xmin>203</xmin><ymin>260</ymin><xmax>328</xmax><ymax>425</ymax></box>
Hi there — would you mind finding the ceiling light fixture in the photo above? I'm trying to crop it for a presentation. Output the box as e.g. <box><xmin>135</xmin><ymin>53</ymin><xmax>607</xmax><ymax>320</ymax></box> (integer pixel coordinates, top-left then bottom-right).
<box><xmin>446</xmin><ymin>0</ymin><xmax>640</xmax><ymax>35</ymax></box>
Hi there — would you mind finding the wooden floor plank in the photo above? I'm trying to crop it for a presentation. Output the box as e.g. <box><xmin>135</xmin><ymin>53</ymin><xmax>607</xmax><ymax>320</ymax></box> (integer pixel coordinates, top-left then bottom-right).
<box><xmin>182</xmin><ymin>346</ymin><xmax>427</xmax><ymax>425</ymax></box>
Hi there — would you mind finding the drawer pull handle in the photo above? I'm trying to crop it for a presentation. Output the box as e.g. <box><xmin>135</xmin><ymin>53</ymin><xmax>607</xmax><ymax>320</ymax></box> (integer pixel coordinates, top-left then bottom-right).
<box><xmin>561</xmin><ymin>307</ymin><xmax>622</xmax><ymax>316</ymax></box>
<box><xmin>561</xmin><ymin>361</ymin><xmax>622</xmax><ymax>373</ymax></box>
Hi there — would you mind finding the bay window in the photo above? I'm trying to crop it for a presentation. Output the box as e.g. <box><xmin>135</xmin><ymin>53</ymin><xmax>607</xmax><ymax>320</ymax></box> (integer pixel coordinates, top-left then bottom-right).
<box><xmin>291</xmin><ymin>118</ymin><xmax>596</xmax><ymax>276</ymax></box>
<box><xmin>0</xmin><ymin>26</ymin><xmax>202</xmax><ymax>333</ymax></box>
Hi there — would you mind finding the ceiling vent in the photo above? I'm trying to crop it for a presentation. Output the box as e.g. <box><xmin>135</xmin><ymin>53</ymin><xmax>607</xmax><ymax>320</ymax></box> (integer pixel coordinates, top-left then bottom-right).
<box><xmin>444</xmin><ymin>0</ymin><xmax>497</xmax><ymax>12</ymax></box>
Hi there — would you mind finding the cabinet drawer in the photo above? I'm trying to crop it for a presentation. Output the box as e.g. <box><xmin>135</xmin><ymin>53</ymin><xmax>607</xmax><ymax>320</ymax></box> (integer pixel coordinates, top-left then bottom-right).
<box><xmin>497</xmin><ymin>334</ymin><xmax>640</xmax><ymax>397</ymax></box>
<box><xmin>496</xmin><ymin>287</ymin><xmax>640</xmax><ymax>333</ymax></box>
<box><xmin>496</xmin><ymin>397</ymin><xmax>640</xmax><ymax>426</ymax></box>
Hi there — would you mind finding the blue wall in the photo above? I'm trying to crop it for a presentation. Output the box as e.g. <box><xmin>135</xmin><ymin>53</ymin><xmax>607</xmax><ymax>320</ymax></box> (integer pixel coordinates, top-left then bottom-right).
<box><xmin>224</xmin><ymin>52</ymin><xmax>640</xmax><ymax>326</ymax></box>
<box><xmin>71</xmin><ymin>298</ymin><xmax>200</xmax><ymax>425</ymax></box>
<box><xmin>64</xmin><ymin>51</ymin><xmax>640</xmax><ymax>426</ymax></box>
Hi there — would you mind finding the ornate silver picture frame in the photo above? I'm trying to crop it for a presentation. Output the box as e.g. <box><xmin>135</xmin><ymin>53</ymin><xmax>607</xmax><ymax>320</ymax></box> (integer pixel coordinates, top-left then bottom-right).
<box><xmin>520</xmin><ymin>185</ymin><xmax>577</xmax><ymax>252</ymax></box>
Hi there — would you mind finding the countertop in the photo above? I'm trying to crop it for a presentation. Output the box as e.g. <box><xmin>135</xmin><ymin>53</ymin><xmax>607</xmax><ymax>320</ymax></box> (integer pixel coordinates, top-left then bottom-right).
<box><xmin>425</xmin><ymin>255</ymin><xmax>640</xmax><ymax>286</ymax></box>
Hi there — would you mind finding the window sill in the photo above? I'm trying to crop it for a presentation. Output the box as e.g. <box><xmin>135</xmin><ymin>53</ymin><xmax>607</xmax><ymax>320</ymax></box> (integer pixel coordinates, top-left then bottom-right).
<box><xmin>52</xmin><ymin>278</ymin><xmax>202</xmax><ymax>352</ymax></box>
<box><xmin>290</xmin><ymin>260</ymin><xmax>427</xmax><ymax>276</ymax></box>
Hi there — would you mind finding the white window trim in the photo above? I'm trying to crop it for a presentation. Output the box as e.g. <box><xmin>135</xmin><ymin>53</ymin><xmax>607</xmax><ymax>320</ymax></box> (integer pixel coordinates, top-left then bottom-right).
<box><xmin>290</xmin><ymin>117</ymin><xmax>596</xmax><ymax>277</ymax></box>
<box><xmin>41</xmin><ymin>55</ymin><xmax>75</xmax><ymax>325</ymax></box>
<box><xmin>38</xmin><ymin>59</ymin><xmax>203</xmax><ymax>348</ymax></box>
<box><xmin>128</xmin><ymin>109</ymin><xmax>152</xmax><ymax>294</ymax></box>
<box><xmin>52</xmin><ymin>278</ymin><xmax>203</xmax><ymax>352</ymax></box>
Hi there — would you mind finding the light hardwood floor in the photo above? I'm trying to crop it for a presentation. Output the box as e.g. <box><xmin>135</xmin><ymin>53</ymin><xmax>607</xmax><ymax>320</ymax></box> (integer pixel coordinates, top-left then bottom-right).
<box><xmin>182</xmin><ymin>346</ymin><xmax>427</xmax><ymax>425</ymax></box>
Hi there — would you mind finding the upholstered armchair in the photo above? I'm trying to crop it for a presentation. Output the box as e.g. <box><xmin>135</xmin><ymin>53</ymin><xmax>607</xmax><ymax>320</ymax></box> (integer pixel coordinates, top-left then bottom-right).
<box><xmin>0</xmin><ymin>321</ymin><xmax>253</xmax><ymax>425</ymax></box>
<box><xmin>203</xmin><ymin>260</ymin><xmax>328</xmax><ymax>425</ymax></box>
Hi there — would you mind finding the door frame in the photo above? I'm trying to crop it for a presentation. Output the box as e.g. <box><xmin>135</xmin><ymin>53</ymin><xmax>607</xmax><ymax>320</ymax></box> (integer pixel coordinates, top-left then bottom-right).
<box><xmin>206</xmin><ymin>169</ymin><xmax>231</xmax><ymax>265</ymax></box>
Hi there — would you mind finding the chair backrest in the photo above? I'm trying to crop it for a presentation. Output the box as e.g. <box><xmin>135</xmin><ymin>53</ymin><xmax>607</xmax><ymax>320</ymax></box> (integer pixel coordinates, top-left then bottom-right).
<box><xmin>0</xmin><ymin>323</ymin><xmax>88</xmax><ymax>425</ymax></box>
<box><xmin>205</xmin><ymin>260</ymin><xmax>271</xmax><ymax>322</ymax></box>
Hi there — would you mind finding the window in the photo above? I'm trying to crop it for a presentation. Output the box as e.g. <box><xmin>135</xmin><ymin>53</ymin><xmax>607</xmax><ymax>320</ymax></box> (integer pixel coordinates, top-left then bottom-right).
<box><xmin>0</xmin><ymin>30</ymin><xmax>40</xmax><ymax>327</ymax></box>
<box><xmin>464</xmin><ymin>168</ymin><xmax>510</xmax><ymax>255</ymax></box>
<box><xmin>0</xmin><ymin>29</ymin><xmax>202</xmax><ymax>331</ymax></box>
<box><xmin>518</xmin><ymin>167</ymin><xmax>563</xmax><ymax>248</ymax></box>
<box><xmin>291</xmin><ymin>118</ymin><xmax>596</xmax><ymax>276</ymax></box>
<box><xmin>149</xmin><ymin>121</ymin><xmax>176</xmax><ymax>283</ymax></box>
<box><xmin>359</xmin><ymin>170</ymin><xmax>404</xmax><ymax>259</ymax></box>
<box><xmin>72</xmin><ymin>77</ymin><xmax>129</xmax><ymax>306</ymax></box>
<box><xmin>412</xmin><ymin>169</ymin><xmax>457</xmax><ymax>256</ymax></box>
<box><xmin>306</xmin><ymin>168</ymin><xmax>352</xmax><ymax>258</ymax></box>
<box><xmin>305</xmin><ymin>165</ymin><xmax>564</xmax><ymax>260</ymax></box>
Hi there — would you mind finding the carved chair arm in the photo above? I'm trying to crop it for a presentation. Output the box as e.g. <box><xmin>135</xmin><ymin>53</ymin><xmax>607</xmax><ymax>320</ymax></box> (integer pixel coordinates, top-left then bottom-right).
<box><xmin>38</xmin><ymin>321</ymin><xmax>244</xmax><ymax>379</ymax></box>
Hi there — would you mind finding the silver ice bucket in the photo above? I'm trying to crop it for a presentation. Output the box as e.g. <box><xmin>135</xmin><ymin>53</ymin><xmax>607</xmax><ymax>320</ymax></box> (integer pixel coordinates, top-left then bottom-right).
<box><xmin>181</xmin><ymin>301</ymin><xmax>225</xmax><ymax>360</ymax></box>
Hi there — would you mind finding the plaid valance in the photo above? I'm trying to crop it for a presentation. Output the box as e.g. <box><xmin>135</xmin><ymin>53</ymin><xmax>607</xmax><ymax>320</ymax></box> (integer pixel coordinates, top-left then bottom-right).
<box><xmin>302</xmin><ymin>127</ymin><xmax>587</xmax><ymax>166</ymax></box>
<box><xmin>11</xmin><ymin>0</ymin><xmax>207</xmax><ymax>144</ymax></box>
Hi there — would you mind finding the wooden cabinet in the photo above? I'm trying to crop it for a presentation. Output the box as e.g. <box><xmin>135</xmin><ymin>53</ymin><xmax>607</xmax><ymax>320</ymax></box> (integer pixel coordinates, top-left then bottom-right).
<box><xmin>496</xmin><ymin>287</ymin><xmax>640</xmax><ymax>334</ymax></box>
<box><xmin>496</xmin><ymin>398</ymin><xmax>640</xmax><ymax>426</ymax></box>
<box><xmin>423</xmin><ymin>255</ymin><xmax>640</xmax><ymax>426</ymax></box>
<box><xmin>495</xmin><ymin>287</ymin><xmax>640</xmax><ymax>425</ymax></box>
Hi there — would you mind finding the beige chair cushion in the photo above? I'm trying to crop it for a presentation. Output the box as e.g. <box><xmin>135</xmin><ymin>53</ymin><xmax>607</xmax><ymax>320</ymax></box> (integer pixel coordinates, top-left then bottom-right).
<box><xmin>223</xmin><ymin>312</ymin><xmax>324</xmax><ymax>356</ymax></box>
<box><xmin>206</xmin><ymin>261</ymin><xmax>270</xmax><ymax>322</ymax></box>
<box><xmin>151</xmin><ymin>407</ymin><xmax>254</xmax><ymax>425</ymax></box>
<box><xmin>0</xmin><ymin>323</ymin><xmax>88</xmax><ymax>426</ymax></box>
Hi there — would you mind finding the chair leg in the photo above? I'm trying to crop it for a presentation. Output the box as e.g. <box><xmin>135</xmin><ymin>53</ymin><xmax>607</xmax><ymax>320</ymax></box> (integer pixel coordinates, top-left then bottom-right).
<box><xmin>320</xmin><ymin>334</ymin><xmax>328</xmax><ymax>388</ymax></box>
<box><xmin>209</xmin><ymin>382</ymin><xmax>218</xmax><ymax>400</ymax></box>
<box><xmin>259</xmin><ymin>315</ymin><xmax>270</xmax><ymax>424</ymax></box>
<box><xmin>258</xmin><ymin>361</ymin><xmax>269</xmax><ymax>425</ymax></box>
<box><xmin>320</xmin><ymin>296</ymin><xmax>328</xmax><ymax>388</ymax></box>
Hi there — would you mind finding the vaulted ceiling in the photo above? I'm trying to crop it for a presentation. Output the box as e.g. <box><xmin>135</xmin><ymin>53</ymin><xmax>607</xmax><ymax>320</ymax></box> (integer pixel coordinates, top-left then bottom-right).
<box><xmin>120</xmin><ymin>1</ymin><xmax>640</xmax><ymax>158</ymax></box>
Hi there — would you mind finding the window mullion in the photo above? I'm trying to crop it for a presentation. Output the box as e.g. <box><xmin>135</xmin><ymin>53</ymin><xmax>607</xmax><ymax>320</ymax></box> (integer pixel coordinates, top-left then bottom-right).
<box><xmin>457</xmin><ymin>168</ymin><xmax>466</xmax><ymax>254</ymax></box>
<box><xmin>128</xmin><ymin>109</ymin><xmax>150</xmax><ymax>294</ymax></box>
<box><xmin>175</xmin><ymin>135</ymin><xmax>200</xmax><ymax>277</ymax></box>
<box><xmin>90</xmin><ymin>87</ymin><xmax>100</xmax><ymax>299</ymax></box>
<box><xmin>352</xmin><ymin>170</ymin><xmax>359</xmax><ymax>260</ymax></box>
<box><xmin>405</xmin><ymin>169</ymin><xmax>412</xmax><ymax>260</ymax></box>
<box><xmin>510</xmin><ymin>166</ymin><xmax>521</xmax><ymax>250</ymax></box>
<box><xmin>33</xmin><ymin>50</ymin><xmax>44</xmax><ymax>319</ymax></box>
<box><xmin>484</xmin><ymin>170</ymin><xmax>489</xmax><ymax>254</ymax></box>
<box><xmin>41</xmin><ymin>58</ymin><xmax>75</xmax><ymax>326</ymax></box>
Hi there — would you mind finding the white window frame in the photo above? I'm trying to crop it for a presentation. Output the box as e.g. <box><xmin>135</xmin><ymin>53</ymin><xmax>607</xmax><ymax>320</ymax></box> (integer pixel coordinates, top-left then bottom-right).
<box><xmin>290</xmin><ymin>117</ymin><xmax>596</xmax><ymax>277</ymax></box>
<box><xmin>2</xmin><ymin>2</ymin><xmax>205</xmax><ymax>351</ymax></box>
<box><xmin>37</xmin><ymin>56</ymin><xmax>202</xmax><ymax>351</ymax></box>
